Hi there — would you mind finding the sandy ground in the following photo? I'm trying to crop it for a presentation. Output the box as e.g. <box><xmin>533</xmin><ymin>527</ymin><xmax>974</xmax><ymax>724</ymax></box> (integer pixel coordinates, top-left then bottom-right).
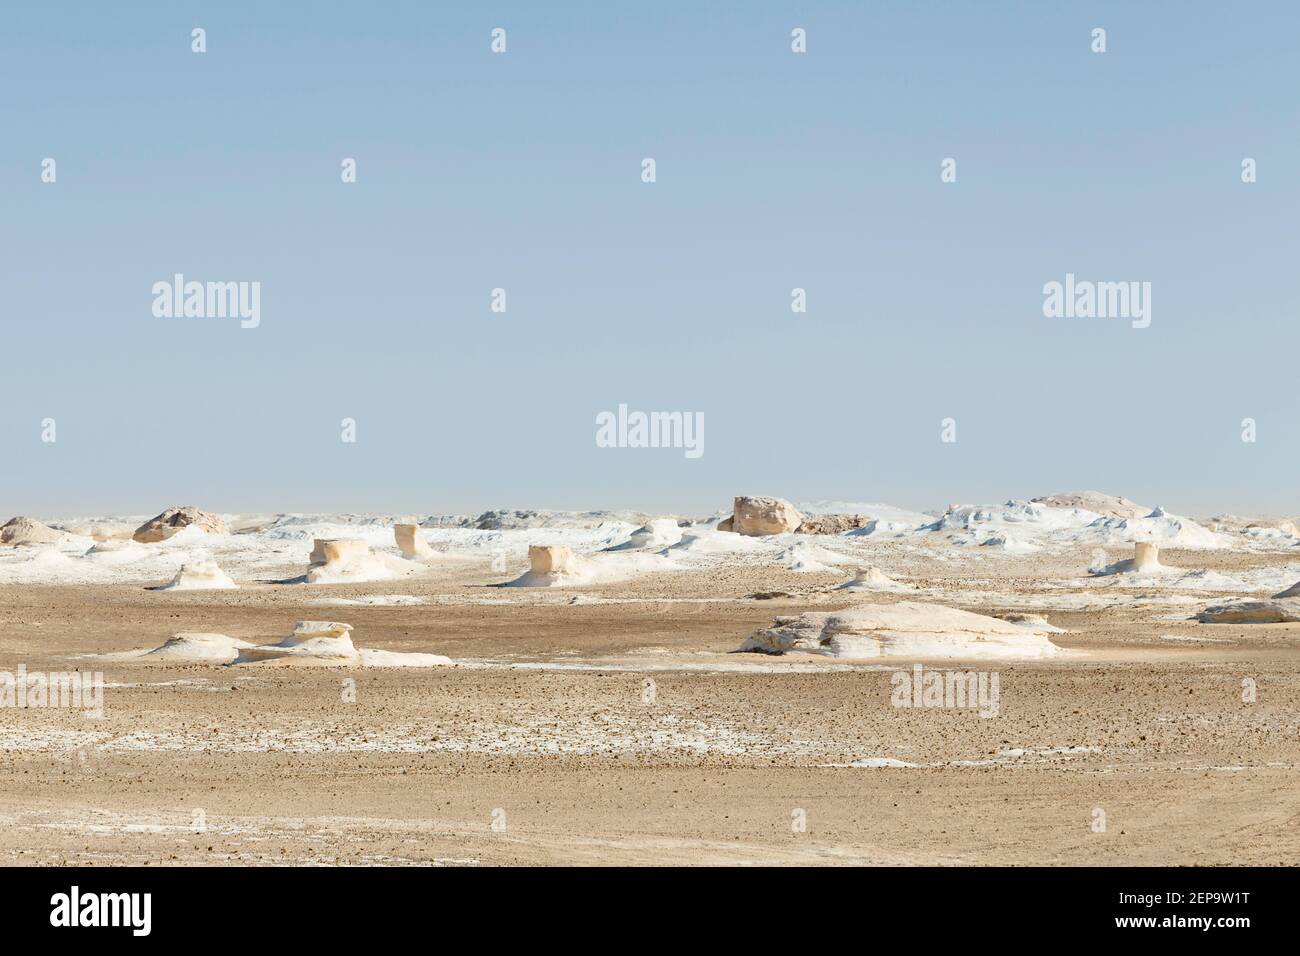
<box><xmin>2</xmin><ymin>547</ymin><xmax>1299</xmax><ymax>866</ymax></box>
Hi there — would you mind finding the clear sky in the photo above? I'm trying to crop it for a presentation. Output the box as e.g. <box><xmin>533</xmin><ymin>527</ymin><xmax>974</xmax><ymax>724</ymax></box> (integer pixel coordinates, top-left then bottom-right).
<box><xmin>3</xmin><ymin>2</ymin><xmax>1297</xmax><ymax>517</ymax></box>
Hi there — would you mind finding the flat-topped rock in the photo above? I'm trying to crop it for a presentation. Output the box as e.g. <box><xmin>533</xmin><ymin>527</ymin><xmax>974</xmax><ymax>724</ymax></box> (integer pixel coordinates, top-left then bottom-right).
<box><xmin>394</xmin><ymin>524</ymin><xmax>435</xmax><ymax>559</ymax></box>
<box><xmin>529</xmin><ymin>545</ymin><xmax>574</xmax><ymax>573</ymax></box>
<box><xmin>1198</xmin><ymin>599</ymin><xmax>1300</xmax><ymax>624</ymax></box>
<box><xmin>740</xmin><ymin>601</ymin><xmax>1063</xmax><ymax>660</ymax></box>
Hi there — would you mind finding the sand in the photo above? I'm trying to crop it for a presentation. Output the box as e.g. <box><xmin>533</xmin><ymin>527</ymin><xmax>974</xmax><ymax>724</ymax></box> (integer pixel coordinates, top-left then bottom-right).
<box><xmin>2</xmin><ymin>500</ymin><xmax>1300</xmax><ymax>865</ymax></box>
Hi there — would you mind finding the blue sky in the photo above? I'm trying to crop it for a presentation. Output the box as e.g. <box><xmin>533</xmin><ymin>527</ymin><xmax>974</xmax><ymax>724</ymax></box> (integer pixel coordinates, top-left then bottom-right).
<box><xmin>3</xmin><ymin>2</ymin><xmax>1297</xmax><ymax>516</ymax></box>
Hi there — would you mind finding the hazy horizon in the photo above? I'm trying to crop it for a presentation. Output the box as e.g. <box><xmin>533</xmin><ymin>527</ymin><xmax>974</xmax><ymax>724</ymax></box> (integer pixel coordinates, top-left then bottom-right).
<box><xmin>5</xmin><ymin>2</ymin><xmax>1297</xmax><ymax>517</ymax></box>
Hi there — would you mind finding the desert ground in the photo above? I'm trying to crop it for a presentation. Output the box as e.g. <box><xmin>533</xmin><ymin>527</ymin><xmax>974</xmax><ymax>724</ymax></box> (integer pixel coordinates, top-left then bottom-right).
<box><xmin>1</xmin><ymin>498</ymin><xmax>1298</xmax><ymax>866</ymax></box>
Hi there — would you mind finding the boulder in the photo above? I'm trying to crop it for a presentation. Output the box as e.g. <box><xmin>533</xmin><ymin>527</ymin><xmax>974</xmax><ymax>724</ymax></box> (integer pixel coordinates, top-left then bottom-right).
<box><xmin>795</xmin><ymin>514</ymin><xmax>870</xmax><ymax>535</ymax></box>
<box><xmin>715</xmin><ymin>516</ymin><xmax>734</xmax><ymax>533</ymax></box>
<box><xmin>133</xmin><ymin>505</ymin><xmax>228</xmax><ymax>543</ymax></box>
<box><xmin>1198</xmin><ymin>599</ymin><xmax>1300</xmax><ymax>624</ymax></box>
<box><xmin>0</xmin><ymin>516</ymin><xmax>67</xmax><ymax>547</ymax></box>
<box><xmin>731</xmin><ymin>496</ymin><xmax>804</xmax><ymax>536</ymax></box>
<box><xmin>394</xmin><ymin>524</ymin><xmax>435</xmax><ymax>559</ymax></box>
<box><xmin>740</xmin><ymin>601</ymin><xmax>1063</xmax><ymax>659</ymax></box>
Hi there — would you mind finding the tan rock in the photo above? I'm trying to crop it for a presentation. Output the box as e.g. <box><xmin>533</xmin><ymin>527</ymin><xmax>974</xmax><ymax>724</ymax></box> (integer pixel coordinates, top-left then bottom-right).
<box><xmin>795</xmin><ymin>514</ymin><xmax>870</xmax><ymax>535</ymax></box>
<box><xmin>1133</xmin><ymin>541</ymin><xmax>1161</xmax><ymax>573</ymax></box>
<box><xmin>1199</xmin><ymin>599</ymin><xmax>1300</xmax><ymax>624</ymax></box>
<box><xmin>0</xmin><ymin>516</ymin><xmax>67</xmax><ymax>546</ymax></box>
<box><xmin>715</xmin><ymin>516</ymin><xmax>734</xmax><ymax>533</ymax></box>
<box><xmin>529</xmin><ymin>545</ymin><xmax>574</xmax><ymax>573</ymax></box>
<box><xmin>133</xmin><ymin>505</ymin><xmax>228</xmax><ymax>543</ymax></box>
<box><xmin>732</xmin><ymin>496</ymin><xmax>804</xmax><ymax>536</ymax></box>
<box><xmin>394</xmin><ymin>524</ymin><xmax>434</xmax><ymax>559</ymax></box>
<box><xmin>310</xmin><ymin>538</ymin><xmax>370</xmax><ymax>565</ymax></box>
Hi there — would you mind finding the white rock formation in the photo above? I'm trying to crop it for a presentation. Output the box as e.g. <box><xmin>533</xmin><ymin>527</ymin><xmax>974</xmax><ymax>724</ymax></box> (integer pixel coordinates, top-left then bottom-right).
<box><xmin>1134</xmin><ymin>541</ymin><xmax>1161</xmax><ymax>573</ymax></box>
<box><xmin>143</xmin><ymin>633</ymin><xmax>255</xmax><ymax>662</ymax></box>
<box><xmin>156</xmin><ymin>560</ymin><xmax>238</xmax><ymax>591</ymax></box>
<box><xmin>305</xmin><ymin>538</ymin><xmax>419</xmax><ymax>584</ymax></box>
<box><xmin>739</xmin><ymin>601</ymin><xmax>1063</xmax><ymax>659</ymax></box>
<box><xmin>1031</xmin><ymin>491</ymin><xmax>1148</xmax><ymax>518</ymax></box>
<box><xmin>529</xmin><ymin>544</ymin><xmax>573</xmax><ymax>573</ymax></box>
<box><xmin>836</xmin><ymin>567</ymin><xmax>911</xmax><ymax>593</ymax></box>
<box><xmin>606</xmin><ymin>518</ymin><xmax>683</xmax><ymax>551</ymax></box>
<box><xmin>133</xmin><ymin>505</ymin><xmax>229</xmax><ymax>543</ymax></box>
<box><xmin>1090</xmin><ymin>541</ymin><xmax>1169</xmax><ymax>576</ymax></box>
<box><xmin>1</xmin><ymin>516</ymin><xmax>69</xmax><ymax>547</ymax></box>
<box><xmin>309</xmin><ymin>537</ymin><xmax>370</xmax><ymax>565</ymax></box>
<box><xmin>730</xmin><ymin>496</ymin><xmax>804</xmax><ymax>536</ymax></box>
<box><xmin>232</xmin><ymin>621</ymin><xmax>453</xmax><ymax>666</ymax></box>
<box><xmin>394</xmin><ymin>524</ymin><xmax>435</xmax><ymax>559</ymax></box>
<box><xmin>1198</xmin><ymin>599</ymin><xmax>1300</xmax><ymax>624</ymax></box>
<box><xmin>123</xmin><ymin>623</ymin><xmax>452</xmax><ymax>666</ymax></box>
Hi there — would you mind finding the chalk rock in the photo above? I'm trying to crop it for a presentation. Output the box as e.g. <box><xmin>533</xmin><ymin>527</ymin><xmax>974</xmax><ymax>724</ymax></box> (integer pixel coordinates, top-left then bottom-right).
<box><xmin>740</xmin><ymin>601</ymin><xmax>1063</xmax><ymax>660</ymax></box>
<box><xmin>1090</xmin><ymin>541</ymin><xmax>1169</xmax><ymax>576</ymax></box>
<box><xmin>235</xmin><ymin>621</ymin><xmax>360</xmax><ymax>665</ymax></box>
<box><xmin>607</xmin><ymin>518</ymin><xmax>684</xmax><ymax>551</ymax></box>
<box><xmin>394</xmin><ymin>524</ymin><xmax>435</xmax><ymax>559</ymax></box>
<box><xmin>836</xmin><ymin>567</ymin><xmax>910</xmax><ymax>592</ymax></box>
<box><xmin>157</xmin><ymin>560</ymin><xmax>238</xmax><ymax>591</ymax></box>
<box><xmin>310</xmin><ymin>537</ymin><xmax>371</xmax><ymax>566</ymax></box>
<box><xmin>305</xmin><ymin>538</ymin><xmax>418</xmax><ymax>584</ymax></box>
<box><xmin>1198</xmin><ymin>599</ymin><xmax>1300</xmax><ymax>624</ymax></box>
<box><xmin>133</xmin><ymin>505</ymin><xmax>228</xmax><ymax>543</ymax></box>
<box><xmin>1133</xmin><ymin>541</ymin><xmax>1160</xmax><ymax>573</ymax></box>
<box><xmin>1031</xmin><ymin>491</ymin><xmax>1148</xmax><ymax>518</ymax></box>
<box><xmin>144</xmin><ymin>633</ymin><xmax>254</xmax><ymax>662</ymax></box>
<box><xmin>1</xmin><ymin>516</ymin><xmax>68</xmax><ymax>546</ymax></box>
<box><xmin>529</xmin><ymin>545</ymin><xmax>574</xmax><ymax>573</ymax></box>
<box><xmin>796</xmin><ymin>514</ymin><xmax>870</xmax><ymax>535</ymax></box>
<box><xmin>732</xmin><ymin>496</ymin><xmax>804</xmax><ymax>536</ymax></box>
<box><xmin>231</xmin><ymin>621</ymin><xmax>453</xmax><ymax>667</ymax></box>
